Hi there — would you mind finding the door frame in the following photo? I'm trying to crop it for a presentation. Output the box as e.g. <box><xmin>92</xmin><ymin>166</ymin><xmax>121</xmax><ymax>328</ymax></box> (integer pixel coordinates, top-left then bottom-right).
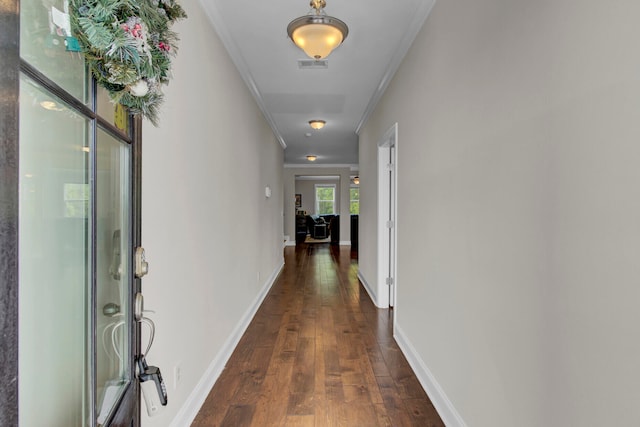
<box><xmin>377</xmin><ymin>123</ymin><xmax>398</xmax><ymax>309</ymax></box>
<box><xmin>109</xmin><ymin>115</ymin><xmax>143</xmax><ymax>427</ymax></box>
<box><xmin>0</xmin><ymin>5</ymin><xmax>143</xmax><ymax>422</ymax></box>
<box><xmin>0</xmin><ymin>0</ymin><xmax>20</xmax><ymax>422</ymax></box>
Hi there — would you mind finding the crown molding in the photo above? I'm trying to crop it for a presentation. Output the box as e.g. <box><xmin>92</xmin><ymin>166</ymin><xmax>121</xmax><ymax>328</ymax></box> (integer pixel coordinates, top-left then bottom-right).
<box><xmin>355</xmin><ymin>0</ymin><xmax>436</xmax><ymax>135</ymax></box>
<box><xmin>199</xmin><ymin>0</ymin><xmax>287</xmax><ymax>149</ymax></box>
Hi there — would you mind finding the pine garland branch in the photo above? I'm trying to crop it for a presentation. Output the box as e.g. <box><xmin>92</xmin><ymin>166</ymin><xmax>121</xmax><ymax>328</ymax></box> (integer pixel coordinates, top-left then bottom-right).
<box><xmin>70</xmin><ymin>0</ymin><xmax>186</xmax><ymax>126</ymax></box>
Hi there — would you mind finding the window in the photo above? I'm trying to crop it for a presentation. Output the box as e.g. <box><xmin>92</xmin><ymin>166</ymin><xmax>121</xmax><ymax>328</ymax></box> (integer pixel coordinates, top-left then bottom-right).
<box><xmin>315</xmin><ymin>185</ymin><xmax>335</xmax><ymax>214</ymax></box>
<box><xmin>350</xmin><ymin>187</ymin><xmax>359</xmax><ymax>215</ymax></box>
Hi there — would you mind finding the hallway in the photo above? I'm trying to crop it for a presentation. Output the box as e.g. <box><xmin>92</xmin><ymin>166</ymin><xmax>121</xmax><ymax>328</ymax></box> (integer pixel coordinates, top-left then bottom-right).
<box><xmin>191</xmin><ymin>245</ymin><xmax>444</xmax><ymax>426</ymax></box>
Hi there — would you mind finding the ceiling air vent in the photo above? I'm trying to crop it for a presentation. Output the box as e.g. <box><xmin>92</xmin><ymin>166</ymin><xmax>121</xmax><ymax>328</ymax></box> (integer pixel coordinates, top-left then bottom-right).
<box><xmin>297</xmin><ymin>59</ymin><xmax>328</xmax><ymax>69</ymax></box>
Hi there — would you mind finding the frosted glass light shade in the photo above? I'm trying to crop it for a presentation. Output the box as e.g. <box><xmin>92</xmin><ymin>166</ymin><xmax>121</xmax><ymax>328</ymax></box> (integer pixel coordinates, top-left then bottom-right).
<box><xmin>291</xmin><ymin>23</ymin><xmax>344</xmax><ymax>59</ymax></box>
<box><xmin>309</xmin><ymin>120</ymin><xmax>326</xmax><ymax>130</ymax></box>
<box><xmin>287</xmin><ymin>13</ymin><xmax>348</xmax><ymax>60</ymax></box>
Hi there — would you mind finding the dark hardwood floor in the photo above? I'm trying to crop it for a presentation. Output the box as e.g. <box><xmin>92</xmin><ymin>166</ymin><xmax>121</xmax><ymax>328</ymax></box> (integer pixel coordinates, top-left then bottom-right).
<box><xmin>191</xmin><ymin>244</ymin><xmax>444</xmax><ymax>427</ymax></box>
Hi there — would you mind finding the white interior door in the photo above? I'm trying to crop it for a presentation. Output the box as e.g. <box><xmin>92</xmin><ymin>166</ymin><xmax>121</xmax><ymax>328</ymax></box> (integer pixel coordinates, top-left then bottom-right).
<box><xmin>388</xmin><ymin>145</ymin><xmax>396</xmax><ymax>307</ymax></box>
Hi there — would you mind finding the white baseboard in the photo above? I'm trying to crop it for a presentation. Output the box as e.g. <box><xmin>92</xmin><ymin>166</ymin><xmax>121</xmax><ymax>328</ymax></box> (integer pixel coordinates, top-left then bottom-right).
<box><xmin>339</xmin><ymin>240</ymin><xmax>351</xmax><ymax>246</ymax></box>
<box><xmin>394</xmin><ymin>325</ymin><xmax>466</xmax><ymax>427</ymax></box>
<box><xmin>284</xmin><ymin>239</ymin><xmax>296</xmax><ymax>247</ymax></box>
<box><xmin>357</xmin><ymin>271</ymin><xmax>380</xmax><ymax>307</ymax></box>
<box><xmin>169</xmin><ymin>260</ymin><xmax>285</xmax><ymax>427</ymax></box>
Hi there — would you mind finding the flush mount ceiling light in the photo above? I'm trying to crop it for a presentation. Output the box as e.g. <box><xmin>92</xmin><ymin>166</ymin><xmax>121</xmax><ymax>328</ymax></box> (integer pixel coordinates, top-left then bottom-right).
<box><xmin>287</xmin><ymin>0</ymin><xmax>349</xmax><ymax>60</ymax></box>
<box><xmin>40</xmin><ymin>100</ymin><xmax>63</xmax><ymax>111</ymax></box>
<box><xmin>309</xmin><ymin>120</ymin><xmax>326</xmax><ymax>130</ymax></box>
<box><xmin>307</xmin><ymin>155</ymin><xmax>318</xmax><ymax>161</ymax></box>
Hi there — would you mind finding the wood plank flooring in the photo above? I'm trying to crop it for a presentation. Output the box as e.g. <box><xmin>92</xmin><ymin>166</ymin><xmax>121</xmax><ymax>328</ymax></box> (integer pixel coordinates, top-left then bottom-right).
<box><xmin>191</xmin><ymin>244</ymin><xmax>444</xmax><ymax>427</ymax></box>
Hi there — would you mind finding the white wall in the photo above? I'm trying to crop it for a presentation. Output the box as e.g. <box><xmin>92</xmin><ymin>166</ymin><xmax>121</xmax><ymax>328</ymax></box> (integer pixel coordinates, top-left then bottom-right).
<box><xmin>359</xmin><ymin>0</ymin><xmax>640</xmax><ymax>425</ymax></box>
<box><xmin>140</xmin><ymin>0</ymin><xmax>284</xmax><ymax>423</ymax></box>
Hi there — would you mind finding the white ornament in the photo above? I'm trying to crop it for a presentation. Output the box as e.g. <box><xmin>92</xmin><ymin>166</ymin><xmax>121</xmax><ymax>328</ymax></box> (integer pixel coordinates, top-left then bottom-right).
<box><xmin>129</xmin><ymin>79</ymin><xmax>149</xmax><ymax>97</ymax></box>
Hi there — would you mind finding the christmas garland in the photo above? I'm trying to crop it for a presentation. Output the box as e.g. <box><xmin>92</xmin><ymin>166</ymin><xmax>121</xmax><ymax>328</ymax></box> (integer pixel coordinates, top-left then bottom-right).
<box><xmin>70</xmin><ymin>0</ymin><xmax>187</xmax><ymax>125</ymax></box>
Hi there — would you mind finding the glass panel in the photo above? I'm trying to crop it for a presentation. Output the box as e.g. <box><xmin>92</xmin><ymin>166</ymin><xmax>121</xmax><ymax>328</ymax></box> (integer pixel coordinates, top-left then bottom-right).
<box><xmin>95</xmin><ymin>127</ymin><xmax>131</xmax><ymax>426</ymax></box>
<box><xmin>20</xmin><ymin>0</ymin><xmax>88</xmax><ymax>102</ymax></box>
<box><xmin>318</xmin><ymin>201</ymin><xmax>334</xmax><ymax>215</ymax></box>
<box><xmin>350</xmin><ymin>188</ymin><xmax>359</xmax><ymax>215</ymax></box>
<box><xmin>19</xmin><ymin>75</ymin><xmax>90</xmax><ymax>426</ymax></box>
<box><xmin>97</xmin><ymin>86</ymin><xmax>130</xmax><ymax>135</ymax></box>
<box><xmin>316</xmin><ymin>186</ymin><xmax>335</xmax><ymax>214</ymax></box>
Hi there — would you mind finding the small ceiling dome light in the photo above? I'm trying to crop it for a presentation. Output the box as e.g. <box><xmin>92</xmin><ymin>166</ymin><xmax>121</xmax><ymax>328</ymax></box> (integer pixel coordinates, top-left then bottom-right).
<box><xmin>40</xmin><ymin>100</ymin><xmax>63</xmax><ymax>111</ymax></box>
<box><xmin>309</xmin><ymin>120</ymin><xmax>326</xmax><ymax>130</ymax></box>
<box><xmin>353</xmin><ymin>176</ymin><xmax>360</xmax><ymax>185</ymax></box>
<box><xmin>287</xmin><ymin>0</ymin><xmax>349</xmax><ymax>60</ymax></box>
<box><xmin>307</xmin><ymin>155</ymin><xmax>317</xmax><ymax>161</ymax></box>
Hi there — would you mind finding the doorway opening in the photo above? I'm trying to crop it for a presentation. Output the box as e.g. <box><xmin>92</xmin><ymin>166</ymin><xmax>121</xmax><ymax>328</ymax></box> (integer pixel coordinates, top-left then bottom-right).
<box><xmin>294</xmin><ymin>175</ymin><xmax>341</xmax><ymax>244</ymax></box>
<box><xmin>377</xmin><ymin>123</ymin><xmax>398</xmax><ymax>308</ymax></box>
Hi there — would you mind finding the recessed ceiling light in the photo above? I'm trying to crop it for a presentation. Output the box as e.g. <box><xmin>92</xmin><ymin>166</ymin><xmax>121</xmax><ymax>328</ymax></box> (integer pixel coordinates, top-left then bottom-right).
<box><xmin>307</xmin><ymin>155</ymin><xmax>317</xmax><ymax>161</ymax></box>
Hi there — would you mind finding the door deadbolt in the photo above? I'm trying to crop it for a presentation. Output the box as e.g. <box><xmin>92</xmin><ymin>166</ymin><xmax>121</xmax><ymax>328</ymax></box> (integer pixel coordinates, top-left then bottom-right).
<box><xmin>135</xmin><ymin>247</ymin><xmax>149</xmax><ymax>278</ymax></box>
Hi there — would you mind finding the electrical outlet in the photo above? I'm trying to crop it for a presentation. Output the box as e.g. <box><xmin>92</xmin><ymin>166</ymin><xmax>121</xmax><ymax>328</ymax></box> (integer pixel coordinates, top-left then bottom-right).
<box><xmin>173</xmin><ymin>363</ymin><xmax>182</xmax><ymax>390</ymax></box>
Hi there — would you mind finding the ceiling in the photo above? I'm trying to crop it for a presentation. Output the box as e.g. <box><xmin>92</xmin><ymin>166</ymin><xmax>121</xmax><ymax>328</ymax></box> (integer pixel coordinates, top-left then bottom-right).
<box><xmin>201</xmin><ymin>0</ymin><xmax>435</xmax><ymax>166</ymax></box>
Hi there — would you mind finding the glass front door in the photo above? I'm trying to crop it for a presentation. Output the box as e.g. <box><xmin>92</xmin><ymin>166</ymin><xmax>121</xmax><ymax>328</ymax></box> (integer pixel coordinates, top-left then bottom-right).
<box><xmin>18</xmin><ymin>77</ymin><xmax>139</xmax><ymax>426</ymax></box>
<box><xmin>17</xmin><ymin>0</ymin><xmax>140</xmax><ymax>423</ymax></box>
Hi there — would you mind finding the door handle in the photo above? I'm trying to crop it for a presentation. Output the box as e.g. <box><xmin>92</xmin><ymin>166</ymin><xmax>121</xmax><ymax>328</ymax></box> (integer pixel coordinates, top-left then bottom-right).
<box><xmin>134</xmin><ymin>292</ymin><xmax>144</xmax><ymax>322</ymax></box>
